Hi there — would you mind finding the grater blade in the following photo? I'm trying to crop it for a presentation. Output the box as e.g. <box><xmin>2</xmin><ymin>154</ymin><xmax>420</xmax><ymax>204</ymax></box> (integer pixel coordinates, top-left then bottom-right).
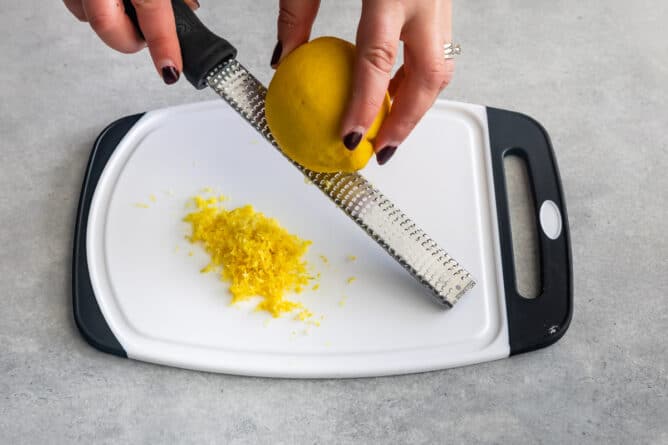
<box><xmin>206</xmin><ymin>60</ymin><xmax>475</xmax><ymax>307</ymax></box>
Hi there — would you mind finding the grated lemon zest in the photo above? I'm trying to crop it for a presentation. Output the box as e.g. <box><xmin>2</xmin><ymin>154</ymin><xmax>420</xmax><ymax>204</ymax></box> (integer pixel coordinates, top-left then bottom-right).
<box><xmin>184</xmin><ymin>195</ymin><xmax>313</xmax><ymax>318</ymax></box>
<box><xmin>295</xmin><ymin>309</ymin><xmax>313</xmax><ymax>321</ymax></box>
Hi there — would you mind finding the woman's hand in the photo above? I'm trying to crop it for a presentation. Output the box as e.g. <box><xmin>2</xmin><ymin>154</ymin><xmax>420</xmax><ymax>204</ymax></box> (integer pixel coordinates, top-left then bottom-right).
<box><xmin>63</xmin><ymin>0</ymin><xmax>200</xmax><ymax>84</ymax></box>
<box><xmin>272</xmin><ymin>0</ymin><xmax>454</xmax><ymax>165</ymax></box>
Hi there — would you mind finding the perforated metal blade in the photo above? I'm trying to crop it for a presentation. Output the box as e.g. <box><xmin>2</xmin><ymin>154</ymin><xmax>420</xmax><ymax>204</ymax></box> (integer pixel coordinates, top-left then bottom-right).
<box><xmin>206</xmin><ymin>60</ymin><xmax>475</xmax><ymax>307</ymax></box>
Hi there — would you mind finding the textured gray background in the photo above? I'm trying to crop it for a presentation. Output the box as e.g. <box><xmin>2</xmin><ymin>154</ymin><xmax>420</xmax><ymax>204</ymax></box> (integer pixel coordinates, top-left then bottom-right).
<box><xmin>1</xmin><ymin>0</ymin><xmax>667</xmax><ymax>443</ymax></box>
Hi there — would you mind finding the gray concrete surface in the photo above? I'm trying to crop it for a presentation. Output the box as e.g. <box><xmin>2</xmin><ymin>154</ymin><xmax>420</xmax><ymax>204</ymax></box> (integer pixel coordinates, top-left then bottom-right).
<box><xmin>1</xmin><ymin>0</ymin><xmax>667</xmax><ymax>443</ymax></box>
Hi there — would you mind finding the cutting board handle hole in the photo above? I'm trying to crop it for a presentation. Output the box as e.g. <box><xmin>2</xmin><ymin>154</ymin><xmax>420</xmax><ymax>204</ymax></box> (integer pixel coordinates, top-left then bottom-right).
<box><xmin>504</xmin><ymin>154</ymin><xmax>541</xmax><ymax>299</ymax></box>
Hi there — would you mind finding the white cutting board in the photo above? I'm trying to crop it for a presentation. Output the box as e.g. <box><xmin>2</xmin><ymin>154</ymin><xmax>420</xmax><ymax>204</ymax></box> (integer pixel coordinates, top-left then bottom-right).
<box><xmin>84</xmin><ymin>99</ymin><xmax>509</xmax><ymax>377</ymax></box>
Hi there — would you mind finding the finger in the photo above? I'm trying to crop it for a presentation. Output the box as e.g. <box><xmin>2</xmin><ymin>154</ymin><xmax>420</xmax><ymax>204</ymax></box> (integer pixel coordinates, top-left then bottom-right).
<box><xmin>340</xmin><ymin>1</ymin><xmax>403</xmax><ymax>150</ymax></box>
<box><xmin>82</xmin><ymin>0</ymin><xmax>145</xmax><ymax>53</ymax></box>
<box><xmin>131</xmin><ymin>0</ymin><xmax>182</xmax><ymax>84</ymax></box>
<box><xmin>183</xmin><ymin>0</ymin><xmax>200</xmax><ymax>10</ymax></box>
<box><xmin>388</xmin><ymin>65</ymin><xmax>405</xmax><ymax>98</ymax></box>
<box><xmin>373</xmin><ymin>25</ymin><xmax>453</xmax><ymax>165</ymax></box>
<box><xmin>63</xmin><ymin>0</ymin><xmax>86</xmax><ymax>21</ymax></box>
<box><xmin>271</xmin><ymin>0</ymin><xmax>321</xmax><ymax>67</ymax></box>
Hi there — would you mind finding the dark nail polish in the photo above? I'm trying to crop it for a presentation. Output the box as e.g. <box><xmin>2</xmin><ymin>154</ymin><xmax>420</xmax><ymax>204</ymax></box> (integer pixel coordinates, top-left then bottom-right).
<box><xmin>161</xmin><ymin>66</ymin><xmax>180</xmax><ymax>85</ymax></box>
<box><xmin>270</xmin><ymin>41</ymin><xmax>283</xmax><ymax>67</ymax></box>
<box><xmin>376</xmin><ymin>145</ymin><xmax>397</xmax><ymax>165</ymax></box>
<box><xmin>343</xmin><ymin>131</ymin><xmax>363</xmax><ymax>150</ymax></box>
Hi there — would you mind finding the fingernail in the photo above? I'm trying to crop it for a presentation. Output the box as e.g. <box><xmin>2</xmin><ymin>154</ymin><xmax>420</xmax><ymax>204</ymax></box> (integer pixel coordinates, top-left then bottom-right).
<box><xmin>192</xmin><ymin>0</ymin><xmax>201</xmax><ymax>8</ymax></box>
<box><xmin>270</xmin><ymin>41</ymin><xmax>283</xmax><ymax>67</ymax></box>
<box><xmin>343</xmin><ymin>131</ymin><xmax>363</xmax><ymax>150</ymax></box>
<box><xmin>376</xmin><ymin>145</ymin><xmax>397</xmax><ymax>165</ymax></box>
<box><xmin>161</xmin><ymin>65</ymin><xmax>180</xmax><ymax>85</ymax></box>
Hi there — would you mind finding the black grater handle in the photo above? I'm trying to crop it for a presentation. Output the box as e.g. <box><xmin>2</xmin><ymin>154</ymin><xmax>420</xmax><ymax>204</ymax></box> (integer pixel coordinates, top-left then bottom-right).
<box><xmin>486</xmin><ymin>107</ymin><xmax>573</xmax><ymax>355</ymax></box>
<box><xmin>123</xmin><ymin>0</ymin><xmax>237</xmax><ymax>89</ymax></box>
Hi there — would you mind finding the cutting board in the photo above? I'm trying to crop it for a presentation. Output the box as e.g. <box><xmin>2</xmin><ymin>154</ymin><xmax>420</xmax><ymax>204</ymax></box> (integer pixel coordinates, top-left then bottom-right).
<box><xmin>73</xmin><ymin>100</ymin><xmax>572</xmax><ymax>377</ymax></box>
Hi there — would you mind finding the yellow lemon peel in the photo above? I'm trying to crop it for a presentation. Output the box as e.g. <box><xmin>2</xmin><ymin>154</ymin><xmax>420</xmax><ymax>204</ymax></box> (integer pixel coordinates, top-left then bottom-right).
<box><xmin>295</xmin><ymin>309</ymin><xmax>313</xmax><ymax>321</ymax></box>
<box><xmin>184</xmin><ymin>195</ymin><xmax>313</xmax><ymax>318</ymax></box>
<box><xmin>265</xmin><ymin>37</ymin><xmax>390</xmax><ymax>173</ymax></box>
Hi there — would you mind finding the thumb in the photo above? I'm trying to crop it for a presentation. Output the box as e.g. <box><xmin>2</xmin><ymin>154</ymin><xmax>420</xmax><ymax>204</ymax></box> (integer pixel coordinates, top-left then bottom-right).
<box><xmin>271</xmin><ymin>0</ymin><xmax>321</xmax><ymax>67</ymax></box>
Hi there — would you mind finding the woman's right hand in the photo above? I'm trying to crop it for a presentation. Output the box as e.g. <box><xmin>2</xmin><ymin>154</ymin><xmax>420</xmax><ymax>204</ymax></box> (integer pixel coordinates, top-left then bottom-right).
<box><xmin>63</xmin><ymin>0</ymin><xmax>200</xmax><ymax>84</ymax></box>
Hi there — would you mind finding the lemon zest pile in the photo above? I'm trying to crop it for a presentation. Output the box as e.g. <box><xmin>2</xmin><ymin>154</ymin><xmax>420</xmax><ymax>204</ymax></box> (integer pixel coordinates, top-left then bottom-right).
<box><xmin>184</xmin><ymin>195</ymin><xmax>313</xmax><ymax>318</ymax></box>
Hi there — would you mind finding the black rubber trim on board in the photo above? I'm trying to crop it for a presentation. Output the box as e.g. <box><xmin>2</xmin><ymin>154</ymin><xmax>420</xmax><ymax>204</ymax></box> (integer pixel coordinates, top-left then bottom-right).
<box><xmin>72</xmin><ymin>114</ymin><xmax>145</xmax><ymax>358</ymax></box>
<box><xmin>486</xmin><ymin>107</ymin><xmax>573</xmax><ymax>355</ymax></box>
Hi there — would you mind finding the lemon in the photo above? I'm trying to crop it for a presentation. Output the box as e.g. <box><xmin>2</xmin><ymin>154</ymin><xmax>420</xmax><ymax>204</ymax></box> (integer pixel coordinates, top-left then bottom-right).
<box><xmin>265</xmin><ymin>37</ymin><xmax>391</xmax><ymax>173</ymax></box>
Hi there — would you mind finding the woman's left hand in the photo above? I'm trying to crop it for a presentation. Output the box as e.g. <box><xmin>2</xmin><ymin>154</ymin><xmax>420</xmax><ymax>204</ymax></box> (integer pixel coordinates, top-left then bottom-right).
<box><xmin>272</xmin><ymin>0</ymin><xmax>455</xmax><ymax>166</ymax></box>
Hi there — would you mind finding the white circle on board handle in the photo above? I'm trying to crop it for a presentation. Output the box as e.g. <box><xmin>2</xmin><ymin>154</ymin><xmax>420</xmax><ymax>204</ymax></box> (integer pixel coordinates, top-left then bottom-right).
<box><xmin>539</xmin><ymin>200</ymin><xmax>563</xmax><ymax>240</ymax></box>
